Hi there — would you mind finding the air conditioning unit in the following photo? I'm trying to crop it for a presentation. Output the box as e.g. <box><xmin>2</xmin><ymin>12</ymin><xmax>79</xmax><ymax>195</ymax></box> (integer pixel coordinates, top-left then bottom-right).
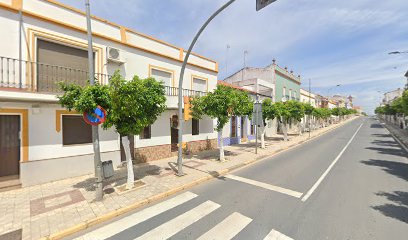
<box><xmin>107</xmin><ymin>47</ymin><xmax>124</xmax><ymax>64</ymax></box>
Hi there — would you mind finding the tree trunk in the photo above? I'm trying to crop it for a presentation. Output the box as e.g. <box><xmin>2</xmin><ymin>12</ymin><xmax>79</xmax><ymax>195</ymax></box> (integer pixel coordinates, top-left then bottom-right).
<box><xmin>218</xmin><ymin>130</ymin><xmax>225</xmax><ymax>161</ymax></box>
<box><xmin>282</xmin><ymin>119</ymin><xmax>288</xmax><ymax>141</ymax></box>
<box><xmin>261</xmin><ymin>126</ymin><xmax>266</xmax><ymax>149</ymax></box>
<box><xmin>121</xmin><ymin>135</ymin><xmax>135</xmax><ymax>190</ymax></box>
<box><xmin>298</xmin><ymin>121</ymin><xmax>302</xmax><ymax>136</ymax></box>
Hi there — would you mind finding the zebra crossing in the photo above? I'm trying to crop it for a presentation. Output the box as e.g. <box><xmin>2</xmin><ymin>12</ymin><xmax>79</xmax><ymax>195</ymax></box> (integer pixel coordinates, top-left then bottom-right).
<box><xmin>76</xmin><ymin>191</ymin><xmax>294</xmax><ymax>240</ymax></box>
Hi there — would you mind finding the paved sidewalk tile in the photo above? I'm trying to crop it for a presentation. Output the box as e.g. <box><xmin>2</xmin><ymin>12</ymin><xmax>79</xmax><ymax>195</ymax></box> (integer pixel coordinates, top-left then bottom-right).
<box><xmin>0</xmin><ymin>117</ymin><xmax>358</xmax><ymax>240</ymax></box>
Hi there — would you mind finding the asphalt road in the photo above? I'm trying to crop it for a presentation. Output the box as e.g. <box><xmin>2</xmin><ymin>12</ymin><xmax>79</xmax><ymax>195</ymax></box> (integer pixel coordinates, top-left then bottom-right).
<box><xmin>72</xmin><ymin>117</ymin><xmax>408</xmax><ymax>240</ymax></box>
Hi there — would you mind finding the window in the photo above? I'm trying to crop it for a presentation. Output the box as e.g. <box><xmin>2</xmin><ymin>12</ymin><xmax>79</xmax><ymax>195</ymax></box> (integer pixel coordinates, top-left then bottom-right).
<box><xmin>192</xmin><ymin>119</ymin><xmax>199</xmax><ymax>135</ymax></box>
<box><xmin>192</xmin><ymin>77</ymin><xmax>207</xmax><ymax>92</ymax></box>
<box><xmin>140</xmin><ymin>125</ymin><xmax>151</xmax><ymax>139</ymax></box>
<box><xmin>37</xmin><ymin>39</ymin><xmax>93</xmax><ymax>92</ymax></box>
<box><xmin>150</xmin><ymin>68</ymin><xmax>172</xmax><ymax>87</ymax></box>
<box><xmin>289</xmin><ymin>89</ymin><xmax>292</xmax><ymax>99</ymax></box>
<box><xmin>283</xmin><ymin>87</ymin><xmax>286</xmax><ymax>97</ymax></box>
<box><xmin>62</xmin><ymin>115</ymin><xmax>92</xmax><ymax>145</ymax></box>
<box><xmin>293</xmin><ymin>91</ymin><xmax>296</xmax><ymax>99</ymax></box>
<box><xmin>231</xmin><ymin>116</ymin><xmax>237</xmax><ymax>138</ymax></box>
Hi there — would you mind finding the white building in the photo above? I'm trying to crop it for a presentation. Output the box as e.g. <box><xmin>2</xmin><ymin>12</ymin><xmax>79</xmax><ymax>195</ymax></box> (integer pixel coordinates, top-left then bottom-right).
<box><xmin>383</xmin><ymin>88</ymin><xmax>404</xmax><ymax>105</ymax></box>
<box><xmin>221</xmin><ymin>68</ymin><xmax>277</xmax><ymax>141</ymax></box>
<box><xmin>300</xmin><ymin>89</ymin><xmax>317</xmax><ymax>107</ymax></box>
<box><xmin>0</xmin><ymin>0</ymin><xmax>219</xmax><ymax>186</ymax></box>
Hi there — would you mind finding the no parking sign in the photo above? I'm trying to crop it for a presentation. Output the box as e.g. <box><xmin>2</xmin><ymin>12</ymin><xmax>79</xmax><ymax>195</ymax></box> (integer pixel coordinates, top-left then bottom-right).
<box><xmin>83</xmin><ymin>106</ymin><xmax>107</xmax><ymax>126</ymax></box>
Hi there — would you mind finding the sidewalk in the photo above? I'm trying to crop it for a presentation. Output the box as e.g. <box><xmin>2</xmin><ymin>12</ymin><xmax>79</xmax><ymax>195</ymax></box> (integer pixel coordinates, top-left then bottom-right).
<box><xmin>381</xmin><ymin>120</ymin><xmax>408</xmax><ymax>149</ymax></box>
<box><xmin>0</xmin><ymin>117</ymin><xmax>359</xmax><ymax>240</ymax></box>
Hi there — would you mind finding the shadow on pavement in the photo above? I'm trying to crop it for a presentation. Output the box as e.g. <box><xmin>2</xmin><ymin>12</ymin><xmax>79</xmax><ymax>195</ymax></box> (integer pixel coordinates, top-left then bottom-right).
<box><xmin>361</xmin><ymin>159</ymin><xmax>408</xmax><ymax>182</ymax></box>
<box><xmin>372</xmin><ymin>191</ymin><xmax>408</xmax><ymax>224</ymax></box>
<box><xmin>371</xmin><ymin>133</ymin><xmax>392</xmax><ymax>138</ymax></box>
<box><xmin>365</xmin><ymin>146</ymin><xmax>406</xmax><ymax>158</ymax></box>
<box><xmin>370</xmin><ymin>123</ymin><xmax>384</xmax><ymax>128</ymax></box>
<box><xmin>371</xmin><ymin>139</ymin><xmax>400</xmax><ymax>147</ymax></box>
<box><xmin>72</xmin><ymin>163</ymin><xmax>162</xmax><ymax>193</ymax></box>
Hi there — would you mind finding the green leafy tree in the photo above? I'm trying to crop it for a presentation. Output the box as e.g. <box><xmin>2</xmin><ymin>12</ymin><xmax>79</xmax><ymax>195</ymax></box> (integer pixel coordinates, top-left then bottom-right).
<box><xmin>303</xmin><ymin>103</ymin><xmax>315</xmax><ymax>131</ymax></box>
<box><xmin>191</xmin><ymin>85</ymin><xmax>253</xmax><ymax>161</ymax></box>
<box><xmin>402</xmin><ymin>90</ymin><xmax>408</xmax><ymax>114</ymax></box>
<box><xmin>58</xmin><ymin>71</ymin><xmax>166</xmax><ymax>189</ymax></box>
<box><xmin>272</xmin><ymin>101</ymin><xmax>293</xmax><ymax>141</ymax></box>
<box><xmin>286</xmin><ymin>101</ymin><xmax>306</xmax><ymax>136</ymax></box>
<box><xmin>312</xmin><ymin>108</ymin><xmax>332</xmax><ymax>128</ymax></box>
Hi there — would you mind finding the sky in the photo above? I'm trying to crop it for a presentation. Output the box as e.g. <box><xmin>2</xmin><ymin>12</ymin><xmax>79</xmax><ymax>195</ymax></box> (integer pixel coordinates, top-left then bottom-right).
<box><xmin>59</xmin><ymin>0</ymin><xmax>408</xmax><ymax>114</ymax></box>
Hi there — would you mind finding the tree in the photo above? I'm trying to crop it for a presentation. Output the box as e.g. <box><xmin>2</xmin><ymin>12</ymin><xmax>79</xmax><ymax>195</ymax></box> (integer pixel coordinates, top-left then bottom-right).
<box><xmin>191</xmin><ymin>85</ymin><xmax>253</xmax><ymax>161</ymax></box>
<box><xmin>402</xmin><ymin>90</ymin><xmax>408</xmax><ymax>114</ymax></box>
<box><xmin>260</xmin><ymin>98</ymin><xmax>277</xmax><ymax>148</ymax></box>
<box><xmin>303</xmin><ymin>103</ymin><xmax>315</xmax><ymax>131</ymax></box>
<box><xmin>312</xmin><ymin>108</ymin><xmax>331</xmax><ymax>128</ymax></box>
<box><xmin>58</xmin><ymin>71</ymin><xmax>166</xmax><ymax>189</ymax></box>
<box><xmin>286</xmin><ymin>101</ymin><xmax>305</xmax><ymax>136</ymax></box>
<box><xmin>272</xmin><ymin>101</ymin><xmax>292</xmax><ymax>141</ymax></box>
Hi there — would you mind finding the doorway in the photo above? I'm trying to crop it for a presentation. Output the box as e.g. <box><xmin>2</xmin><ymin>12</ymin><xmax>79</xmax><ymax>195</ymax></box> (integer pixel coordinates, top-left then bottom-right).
<box><xmin>120</xmin><ymin>135</ymin><xmax>135</xmax><ymax>162</ymax></box>
<box><xmin>0</xmin><ymin>115</ymin><xmax>21</xmax><ymax>177</ymax></box>
<box><xmin>241</xmin><ymin>117</ymin><xmax>246</xmax><ymax>142</ymax></box>
<box><xmin>170</xmin><ymin>115</ymin><xmax>178</xmax><ymax>152</ymax></box>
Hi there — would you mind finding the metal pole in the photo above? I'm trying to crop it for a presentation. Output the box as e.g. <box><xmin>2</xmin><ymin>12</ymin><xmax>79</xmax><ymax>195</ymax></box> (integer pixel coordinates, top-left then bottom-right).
<box><xmin>85</xmin><ymin>0</ymin><xmax>103</xmax><ymax>201</ymax></box>
<box><xmin>255</xmin><ymin>107</ymin><xmax>258</xmax><ymax>154</ymax></box>
<box><xmin>177</xmin><ymin>0</ymin><xmax>237</xmax><ymax>176</ymax></box>
<box><xmin>308</xmin><ymin>78</ymin><xmax>311</xmax><ymax>138</ymax></box>
<box><xmin>18</xmin><ymin>7</ymin><xmax>22</xmax><ymax>88</ymax></box>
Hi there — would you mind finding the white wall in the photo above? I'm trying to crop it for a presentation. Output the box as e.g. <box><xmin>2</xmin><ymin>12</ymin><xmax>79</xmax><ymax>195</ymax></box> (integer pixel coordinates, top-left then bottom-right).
<box><xmin>0</xmin><ymin>1</ymin><xmax>218</xmax><ymax>91</ymax></box>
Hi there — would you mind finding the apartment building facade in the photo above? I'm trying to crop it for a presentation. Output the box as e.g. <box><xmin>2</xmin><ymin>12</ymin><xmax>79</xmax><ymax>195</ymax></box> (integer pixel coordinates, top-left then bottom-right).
<box><xmin>382</xmin><ymin>88</ymin><xmax>404</xmax><ymax>105</ymax></box>
<box><xmin>224</xmin><ymin>60</ymin><xmax>301</xmax><ymax>135</ymax></box>
<box><xmin>0</xmin><ymin>0</ymin><xmax>219</xmax><ymax>186</ymax></box>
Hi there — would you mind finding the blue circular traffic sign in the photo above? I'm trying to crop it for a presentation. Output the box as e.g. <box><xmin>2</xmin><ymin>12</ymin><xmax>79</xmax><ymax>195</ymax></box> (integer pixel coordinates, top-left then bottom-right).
<box><xmin>83</xmin><ymin>106</ymin><xmax>107</xmax><ymax>126</ymax></box>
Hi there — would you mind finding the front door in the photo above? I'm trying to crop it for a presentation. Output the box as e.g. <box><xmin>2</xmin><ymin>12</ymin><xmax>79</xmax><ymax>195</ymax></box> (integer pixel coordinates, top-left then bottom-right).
<box><xmin>0</xmin><ymin>115</ymin><xmax>20</xmax><ymax>177</ymax></box>
<box><xmin>241</xmin><ymin>117</ymin><xmax>246</xmax><ymax>142</ymax></box>
<box><xmin>171</xmin><ymin>127</ymin><xmax>178</xmax><ymax>152</ymax></box>
<box><xmin>120</xmin><ymin>135</ymin><xmax>135</xmax><ymax>162</ymax></box>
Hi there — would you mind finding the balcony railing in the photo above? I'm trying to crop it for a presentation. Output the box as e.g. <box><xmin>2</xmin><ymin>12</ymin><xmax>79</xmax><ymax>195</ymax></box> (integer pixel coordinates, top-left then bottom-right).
<box><xmin>0</xmin><ymin>56</ymin><xmax>207</xmax><ymax>97</ymax></box>
<box><xmin>0</xmin><ymin>56</ymin><xmax>110</xmax><ymax>93</ymax></box>
<box><xmin>164</xmin><ymin>86</ymin><xmax>207</xmax><ymax>97</ymax></box>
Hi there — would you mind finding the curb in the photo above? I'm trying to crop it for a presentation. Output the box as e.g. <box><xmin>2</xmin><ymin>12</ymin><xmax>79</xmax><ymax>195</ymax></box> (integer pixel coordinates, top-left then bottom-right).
<box><xmin>381</xmin><ymin>123</ymin><xmax>408</xmax><ymax>153</ymax></box>
<box><xmin>44</xmin><ymin>117</ymin><xmax>359</xmax><ymax>240</ymax></box>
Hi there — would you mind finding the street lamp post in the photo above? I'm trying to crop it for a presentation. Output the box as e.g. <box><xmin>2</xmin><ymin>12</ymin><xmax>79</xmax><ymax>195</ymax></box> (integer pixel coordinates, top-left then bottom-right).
<box><xmin>308</xmin><ymin>78</ymin><xmax>311</xmax><ymax>138</ymax></box>
<box><xmin>326</xmin><ymin>84</ymin><xmax>341</xmax><ymax>97</ymax></box>
<box><xmin>176</xmin><ymin>0</ymin><xmax>278</xmax><ymax>176</ymax></box>
<box><xmin>85</xmin><ymin>0</ymin><xmax>103</xmax><ymax>201</ymax></box>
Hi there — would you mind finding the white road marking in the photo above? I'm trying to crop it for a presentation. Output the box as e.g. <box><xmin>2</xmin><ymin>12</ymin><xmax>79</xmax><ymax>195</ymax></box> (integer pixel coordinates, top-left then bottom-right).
<box><xmin>263</xmin><ymin>229</ymin><xmax>294</xmax><ymax>240</ymax></box>
<box><xmin>225</xmin><ymin>174</ymin><xmax>303</xmax><ymax>198</ymax></box>
<box><xmin>135</xmin><ymin>200</ymin><xmax>220</xmax><ymax>240</ymax></box>
<box><xmin>78</xmin><ymin>191</ymin><xmax>198</xmax><ymax>240</ymax></box>
<box><xmin>197</xmin><ymin>212</ymin><xmax>252</xmax><ymax>240</ymax></box>
<box><xmin>301</xmin><ymin>121</ymin><xmax>364</xmax><ymax>202</ymax></box>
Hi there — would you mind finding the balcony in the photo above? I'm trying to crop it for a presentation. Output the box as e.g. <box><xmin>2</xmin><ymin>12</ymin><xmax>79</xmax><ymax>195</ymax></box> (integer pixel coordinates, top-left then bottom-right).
<box><xmin>0</xmin><ymin>56</ymin><xmax>206</xmax><ymax>102</ymax></box>
<box><xmin>0</xmin><ymin>56</ymin><xmax>110</xmax><ymax>93</ymax></box>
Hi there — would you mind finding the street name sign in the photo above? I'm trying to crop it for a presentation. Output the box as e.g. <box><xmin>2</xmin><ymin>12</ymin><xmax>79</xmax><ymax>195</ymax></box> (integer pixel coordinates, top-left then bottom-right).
<box><xmin>256</xmin><ymin>0</ymin><xmax>277</xmax><ymax>11</ymax></box>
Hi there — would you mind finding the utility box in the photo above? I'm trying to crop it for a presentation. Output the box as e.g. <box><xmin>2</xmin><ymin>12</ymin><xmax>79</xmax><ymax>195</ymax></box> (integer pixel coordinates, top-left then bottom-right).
<box><xmin>102</xmin><ymin>160</ymin><xmax>114</xmax><ymax>178</ymax></box>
